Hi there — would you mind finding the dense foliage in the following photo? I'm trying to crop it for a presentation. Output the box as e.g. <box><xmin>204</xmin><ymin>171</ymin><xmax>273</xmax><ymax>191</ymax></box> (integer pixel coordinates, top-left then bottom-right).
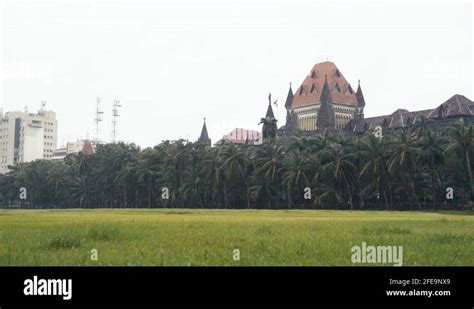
<box><xmin>0</xmin><ymin>119</ymin><xmax>472</xmax><ymax>210</ymax></box>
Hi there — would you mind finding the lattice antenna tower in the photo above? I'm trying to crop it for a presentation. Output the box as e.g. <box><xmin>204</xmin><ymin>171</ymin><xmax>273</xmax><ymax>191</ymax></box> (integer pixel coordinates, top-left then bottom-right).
<box><xmin>94</xmin><ymin>97</ymin><xmax>104</xmax><ymax>144</ymax></box>
<box><xmin>111</xmin><ymin>99</ymin><xmax>121</xmax><ymax>143</ymax></box>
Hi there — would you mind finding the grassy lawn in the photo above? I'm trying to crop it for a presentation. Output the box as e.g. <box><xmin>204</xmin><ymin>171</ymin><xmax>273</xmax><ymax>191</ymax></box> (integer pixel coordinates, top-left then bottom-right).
<box><xmin>0</xmin><ymin>209</ymin><xmax>472</xmax><ymax>266</ymax></box>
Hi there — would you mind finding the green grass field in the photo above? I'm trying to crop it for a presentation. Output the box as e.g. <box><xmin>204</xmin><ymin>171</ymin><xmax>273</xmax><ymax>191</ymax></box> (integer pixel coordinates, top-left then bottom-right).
<box><xmin>0</xmin><ymin>209</ymin><xmax>472</xmax><ymax>266</ymax></box>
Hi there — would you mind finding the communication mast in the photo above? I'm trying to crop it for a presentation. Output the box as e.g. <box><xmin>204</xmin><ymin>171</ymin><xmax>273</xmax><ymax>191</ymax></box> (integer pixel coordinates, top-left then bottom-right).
<box><xmin>39</xmin><ymin>100</ymin><xmax>46</xmax><ymax>115</ymax></box>
<box><xmin>94</xmin><ymin>97</ymin><xmax>104</xmax><ymax>144</ymax></box>
<box><xmin>111</xmin><ymin>99</ymin><xmax>121</xmax><ymax>143</ymax></box>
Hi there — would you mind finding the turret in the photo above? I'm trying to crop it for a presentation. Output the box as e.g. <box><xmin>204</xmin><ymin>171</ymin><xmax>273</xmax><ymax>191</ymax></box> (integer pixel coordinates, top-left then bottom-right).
<box><xmin>261</xmin><ymin>93</ymin><xmax>278</xmax><ymax>141</ymax></box>
<box><xmin>316</xmin><ymin>75</ymin><xmax>335</xmax><ymax>130</ymax></box>
<box><xmin>198</xmin><ymin>117</ymin><xmax>211</xmax><ymax>146</ymax></box>
<box><xmin>284</xmin><ymin>82</ymin><xmax>294</xmax><ymax>109</ymax></box>
<box><xmin>355</xmin><ymin>80</ymin><xmax>366</xmax><ymax>120</ymax></box>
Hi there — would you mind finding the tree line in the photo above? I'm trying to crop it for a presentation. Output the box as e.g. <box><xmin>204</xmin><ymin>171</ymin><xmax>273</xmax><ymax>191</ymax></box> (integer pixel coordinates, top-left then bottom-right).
<box><xmin>0</xmin><ymin>119</ymin><xmax>472</xmax><ymax>210</ymax></box>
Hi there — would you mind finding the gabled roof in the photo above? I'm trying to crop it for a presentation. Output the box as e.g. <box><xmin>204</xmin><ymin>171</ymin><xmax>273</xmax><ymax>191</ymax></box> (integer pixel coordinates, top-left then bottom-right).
<box><xmin>345</xmin><ymin>108</ymin><xmax>434</xmax><ymax>132</ymax></box>
<box><xmin>427</xmin><ymin>94</ymin><xmax>473</xmax><ymax>118</ymax></box>
<box><xmin>345</xmin><ymin>94</ymin><xmax>474</xmax><ymax>133</ymax></box>
<box><xmin>82</xmin><ymin>142</ymin><xmax>95</xmax><ymax>155</ymax></box>
<box><xmin>291</xmin><ymin>61</ymin><xmax>358</xmax><ymax>108</ymax></box>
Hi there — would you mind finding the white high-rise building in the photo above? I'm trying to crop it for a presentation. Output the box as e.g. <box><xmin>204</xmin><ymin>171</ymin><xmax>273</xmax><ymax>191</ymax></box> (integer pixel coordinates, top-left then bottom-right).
<box><xmin>0</xmin><ymin>105</ymin><xmax>58</xmax><ymax>174</ymax></box>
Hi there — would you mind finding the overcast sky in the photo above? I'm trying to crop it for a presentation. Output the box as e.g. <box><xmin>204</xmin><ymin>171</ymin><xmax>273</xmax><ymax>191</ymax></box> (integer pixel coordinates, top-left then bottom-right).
<box><xmin>1</xmin><ymin>0</ymin><xmax>472</xmax><ymax>148</ymax></box>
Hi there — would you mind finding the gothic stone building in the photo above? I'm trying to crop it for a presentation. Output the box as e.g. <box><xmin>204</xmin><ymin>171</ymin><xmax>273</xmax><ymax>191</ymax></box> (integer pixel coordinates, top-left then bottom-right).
<box><xmin>201</xmin><ymin>60</ymin><xmax>473</xmax><ymax>146</ymax></box>
<box><xmin>278</xmin><ymin>60</ymin><xmax>473</xmax><ymax>138</ymax></box>
<box><xmin>282</xmin><ymin>61</ymin><xmax>365</xmax><ymax>133</ymax></box>
<box><xmin>345</xmin><ymin>94</ymin><xmax>474</xmax><ymax>134</ymax></box>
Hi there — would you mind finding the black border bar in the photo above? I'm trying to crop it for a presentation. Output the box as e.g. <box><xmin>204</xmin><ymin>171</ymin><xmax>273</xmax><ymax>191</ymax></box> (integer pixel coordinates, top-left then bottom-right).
<box><xmin>0</xmin><ymin>267</ymin><xmax>472</xmax><ymax>307</ymax></box>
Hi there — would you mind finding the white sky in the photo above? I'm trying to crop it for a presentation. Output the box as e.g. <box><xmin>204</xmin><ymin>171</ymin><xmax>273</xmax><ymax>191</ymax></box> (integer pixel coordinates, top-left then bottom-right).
<box><xmin>1</xmin><ymin>0</ymin><xmax>473</xmax><ymax>148</ymax></box>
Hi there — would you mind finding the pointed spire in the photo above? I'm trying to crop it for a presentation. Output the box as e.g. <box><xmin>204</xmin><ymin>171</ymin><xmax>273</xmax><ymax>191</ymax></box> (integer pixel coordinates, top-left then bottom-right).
<box><xmin>265</xmin><ymin>92</ymin><xmax>275</xmax><ymax>119</ymax></box>
<box><xmin>198</xmin><ymin>117</ymin><xmax>211</xmax><ymax>146</ymax></box>
<box><xmin>262</xmin><ymin>93</ymin><xmax>277</xmax><ymax>142</ymax></box>
<box><xmin>320</xmin><ymin>74</ymin><xmax>332</xmax><ymax>105</ymax></box>
<box><xmin>316</xmin><ymin>75</ymin><xmax>335</xmax><ymax>130</ymax></box>
<box><xmin>356</xmin><ymin>79</ymin><xmax>366</xmax><ymax>107</ymax></box>
<box><xmin>284</xmin><ymin>82</ymin><xmax>294</xmax><ymax>109</ymax></box>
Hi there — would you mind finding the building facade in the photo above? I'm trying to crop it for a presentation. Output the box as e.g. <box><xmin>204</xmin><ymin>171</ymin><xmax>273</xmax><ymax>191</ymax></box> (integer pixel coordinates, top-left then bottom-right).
<box><xmin>283</xmin><ymin>61</ymin><xmax>365</xmax><ymax>132</ymax></box>
<box><xmin>345</xmin><ymin>94</ymin><xmax>474</xmax><ymax>133</ymax></box>
<box><xmin>0</xmin><ymin>106</ymin><xmax>58</xmax><ymax>174</ymax></box>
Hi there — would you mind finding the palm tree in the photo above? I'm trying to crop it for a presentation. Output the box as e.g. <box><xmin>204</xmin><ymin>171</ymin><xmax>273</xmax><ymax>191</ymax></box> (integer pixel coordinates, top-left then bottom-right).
<box><xmin>252</xmin><ymin>143</ymin><xmax>285</xmax><ymax>208</ymax></box>
<box><xmin>419</xmin><ymin>129</ymin><xmax>444</xmax><ymax>209</ymax></box>
<box><xmin>313</xmin><ymin>130</ymin><xmax>333</xmax><ymax>153</ymax></box>
<box><xmin>445</xmin><ymin>120</ymin><xmax>473</xmax><ymax>199</ymax></box>
<box><xmin>47</xmin><ymin>161</ymin><xmax>71</xmax><ymax>208</ymax></box>
<box><xmin>221</xmin><ymin>143</ymin><xmax>250</xmax><ymax>208</ymax></box>
<box><xmin>281</xmin><ymin>151</ymin><xmax>314</xmax><ymax>208</ymax></box>
<box><xmin>313</xmin><ymin>183</ymin><xmax>342</xmax><ymax>209</ymax></box>
<box><xmin>318</xmin><ymin>143</ymin><xmax>356</xmax><ymax>210</ymax></box>
<box><xmin>412</xmin><ymin>115</ymin><xmax>431</xmax><ymax>138</ymax></box>
<box><xmin>135</xmin><ymin>148</ymin><xmax>160</xmax><ymax>208</ymax></box>
<box><xmin>357</xmin><ymin>134</ymin><xmax>392</xmax><ymax>209</ymax></box>
<box><xmin>1</xmin><ymin>121</ymin><xmax>473</xmax><ymax>211</ymax></box>
<box><xmin>202</xmin><ymin>148</ymin><xmax>226</xmax><ymax>208</ymax></box>
<box><xmin>182</xmin><ymin>175</ymin><xmax>204</xmax><ymax>208</ymax></box>
<box><xmin>259</xmin><ymin>117</ymin><xmax>278</xmax><ymax>141</ymax></box>
<box><xmin>114</xmin><ymin>162</ymin><xmax>135</xmax><ymax>208</ymax></box>
<box><xmin>388</xmin><ymin>129</ymin><xmax>421</xmax><ymax>209</ymax></box>
<box><xmin>69</xmin><ymin>151</ymin><xmax>95</xmax><ymax>208</ymax></box>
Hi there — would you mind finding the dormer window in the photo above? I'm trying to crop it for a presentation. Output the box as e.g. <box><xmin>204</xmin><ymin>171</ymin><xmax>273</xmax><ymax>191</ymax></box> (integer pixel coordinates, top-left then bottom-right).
<box><xmin>310</xmin><ymin>84</ymin><xmax>317</xmax><ymax>93</ymax></box>
<box><xmin>335</xmin><ymin>69</ymin><xmax>341</xmax><ymax>77</ymax></box>
<box><xmin>299</xmin><ymin>87</ymin><xmax>305</xmax><ymax>96</ymax></box>
<box><xmin>346</xmin><ymin>86</ymin><xmax>353</xmax><ymax>95</ymax></box>
<box><xmin>311</xmin><ymin>71</ymin><xmax>316</xmax><ymax>78</ymax></box>
<box><xmin>333</xmin><ymin>83</ymin><xmax>341</xmax><ymax>93</ymax></box>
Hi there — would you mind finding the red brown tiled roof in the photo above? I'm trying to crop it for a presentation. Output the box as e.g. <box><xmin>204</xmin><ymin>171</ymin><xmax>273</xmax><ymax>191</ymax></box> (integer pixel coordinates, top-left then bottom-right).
<box><xmin>82</xmin><ymin>142</ymin><xmax>95</xmax><ymax>155</ymax></box>
<box><xmin>291</xmin><ymin>61</ymin><xmax>358</xmax><ymax>108</ymax></box>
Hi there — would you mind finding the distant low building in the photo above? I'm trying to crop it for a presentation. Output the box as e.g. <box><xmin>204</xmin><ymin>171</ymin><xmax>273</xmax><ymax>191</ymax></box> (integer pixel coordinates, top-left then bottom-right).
<box><xmin>66</xmin><ymin>139</ymin><xmax>96</xmax><ymax>155</ymax></box>
<box><xmin>214</xmin><ymin>128</ymin><xmax>261</xmax><ymax>146</ymax></box>
<box><xmin>52</xmin><ymin>147</ymin><xmax>67</xmax><ymax>161</ymax></box>
<box><xmin>52</xmin><ymin>140</ymin><xmax>96</xmax><ymax>161</ymax></box>
<box><xmin>67</xmin><ymin>140</ymin><xmax>87</xmax><ymax>154</ymax></box>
